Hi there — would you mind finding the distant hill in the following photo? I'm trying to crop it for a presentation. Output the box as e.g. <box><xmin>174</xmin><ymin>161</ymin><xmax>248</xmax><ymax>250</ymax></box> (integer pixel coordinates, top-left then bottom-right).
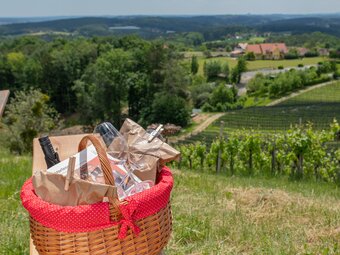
<box><xmin>258</xmin><ymin>17</ymin><xmax>340</xmax><ymax>37</ymax></box>
<box><xmin>0</xmin><ymin>16</ymin><xmax>75</xmax><ymax>25</ymax></box>
<box><xmin>0</xmin><ymin>14</ymin><xmax>340</xmax><ymax>38</ymax></box>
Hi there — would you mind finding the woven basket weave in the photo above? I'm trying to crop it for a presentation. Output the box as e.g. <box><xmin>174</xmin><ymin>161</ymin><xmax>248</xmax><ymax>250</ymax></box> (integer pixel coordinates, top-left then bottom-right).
<box><xmin>25</xmin><ymin>135</ymin><xmax>173</xmax><ymax>255</ymax></box>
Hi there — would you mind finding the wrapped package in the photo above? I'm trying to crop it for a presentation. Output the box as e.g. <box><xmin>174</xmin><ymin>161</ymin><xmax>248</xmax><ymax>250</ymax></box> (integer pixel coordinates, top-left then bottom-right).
<box><xmin>118</xmin><ymin>118</ymin><xmax>180</xmax><ymax>182</ymax></box>
<box><xmin>33</xmin><ymin>119</ymin><xmax>180</xmax><ymax>206</ymax></box>
<box><xmin>44</xmin><ymin>143</ymin><xmax>149</xmax><ymax>201</ymax></box>
<box><xmin>32</xmin><ymin>171</ymin><xmax>117</xmax><ymax>206</ymax></box>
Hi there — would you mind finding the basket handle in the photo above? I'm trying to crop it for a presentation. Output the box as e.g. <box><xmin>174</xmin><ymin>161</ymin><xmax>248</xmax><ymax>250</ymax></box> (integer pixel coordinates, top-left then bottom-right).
<box><xmin>78</xmin><ymin>134</ymin><xmax>116</xmax><ymax>187</ymax></box>
<box><xmin>78</xmin><ymin>135</ymin><xmax>121</xmax><ymax>213</ymax></box>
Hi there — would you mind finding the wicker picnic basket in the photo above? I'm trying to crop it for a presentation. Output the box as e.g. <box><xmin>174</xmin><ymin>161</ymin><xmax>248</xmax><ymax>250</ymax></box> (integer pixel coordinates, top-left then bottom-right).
<box><xmin>21</xmin><ymin>135</ymin><xmax>173</xmax><ymax>255</ymax></box>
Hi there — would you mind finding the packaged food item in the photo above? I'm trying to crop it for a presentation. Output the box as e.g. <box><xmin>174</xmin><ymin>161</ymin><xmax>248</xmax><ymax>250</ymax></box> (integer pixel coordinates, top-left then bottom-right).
<box><xmin>36</xmin><ymin>119</ymin><xmax>179</xmax><ymax>205</ymax></box>
<box><xmin>45</xmin><ymin>143</ymin><xmax>153</xmax><ymax>200</ymax></box>
<box><xmin>46</xmin><ymin>144</ymin><xmax>117</xmax><ymax>182</ymax></box>
<box><xmin>118</xmin><ymin>118</ymin><xmax>180</xmax><ymax>182</ymax></box>
<box><xmin>32</xmin><ymin>170</ymin><xmax>117</xmax><ymax>206</ymax></box>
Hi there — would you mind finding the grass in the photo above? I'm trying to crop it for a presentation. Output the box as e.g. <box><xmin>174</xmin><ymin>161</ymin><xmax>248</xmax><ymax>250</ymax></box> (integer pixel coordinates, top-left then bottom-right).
<box><xmin>0</xmin><ymin>132</ymin><xmax>31</xmax><ymax>255</ymax></box>
<box><xmin>1</xmin><ymin>129</ymin><xmax>340</xmax><ymax>254</ymax></box>
<box><xmin>196</xmin><ymin>57</ymin><xmax>327</xmax><ymax>76</ymax></box>
<box><xmin>248</xmin><ymin>37</ymin><xmax>266</xmax><ymax>43</ymax></box>
<box><xmin>167</xmin><ymin>169</ymin><xmax>340</xmax><ymax>255</ymax></box>
<box><xmin>243</xmin><ymin>96</ymin><xmax>272</xmax><ymax>108</ymax></box>
<box><xmin>280</xmin><ymin>82</ymin><xmax>340</xmax><ymax>106</ymax></box>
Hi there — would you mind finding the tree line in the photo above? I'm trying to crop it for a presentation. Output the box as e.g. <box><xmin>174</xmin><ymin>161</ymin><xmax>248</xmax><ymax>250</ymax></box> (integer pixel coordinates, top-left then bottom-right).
<box><xmin>0</xmin><ymin>35</ymin><xmax>191</xmax><ymax>128</ymax></box>
<box><xmin>246</xmin><ymin>62</ymin><xmax>336</xmax><ymax>98</ymax></box>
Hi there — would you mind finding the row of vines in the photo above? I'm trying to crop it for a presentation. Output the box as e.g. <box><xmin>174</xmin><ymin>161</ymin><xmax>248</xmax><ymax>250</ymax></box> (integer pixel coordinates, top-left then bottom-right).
<box><xmin>174</xmin><ymin>119</ymin><xmax>340</xmax><ymax>183</ymax></box>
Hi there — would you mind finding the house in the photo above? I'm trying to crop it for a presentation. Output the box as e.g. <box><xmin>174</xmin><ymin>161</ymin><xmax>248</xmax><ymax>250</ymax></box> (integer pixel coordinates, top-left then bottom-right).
<box><xmin>296</xmin><ymin>47</ymin><xmax>309</xmax><ymax>57</ymax></box>
<box><xmin>238</xmin><ymin>43</ymin><xmax>248</xmax><ymax>51</ymax></box>
<box><xmin>245</xmin><ymin>43</ymin><xmax>288</xmax><ymax>60</ymax></box>
<box><xmin>246</xmin><ymin>44</ymin><xmax>263</xmax><ymax>59</ymax></box>
<box><xmin>230</xmin><ymin>49</ymin><xmax>244</xmax><ymax>58</ymax></box>
<box><xmin>230</xmin><ymin>43</ymin><xmax>248</xmax><ymax>57</ymax></box>
<box><xmin>318</xmin><ymin>48</ymin><xmax>329</xmax><ymax>56</ymax></box>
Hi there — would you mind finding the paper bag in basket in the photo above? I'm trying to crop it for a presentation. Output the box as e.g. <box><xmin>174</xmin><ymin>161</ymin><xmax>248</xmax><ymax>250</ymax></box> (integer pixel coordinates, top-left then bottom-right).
<box><xmin>117</xmin><ymin>118</ymin><xmax>180</xmax><ymax>182</ymax></box>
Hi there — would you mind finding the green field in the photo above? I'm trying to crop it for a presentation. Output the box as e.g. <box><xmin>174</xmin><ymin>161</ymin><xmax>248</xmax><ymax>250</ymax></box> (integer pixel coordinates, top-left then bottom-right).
<box><xmin>0</xmin><ymin>133</ymin><xmax>30</xmax><ymax>254</ymax></box>
<box><xmin>167</xmin><ymin>169</ymin><xmax>340</xmax><ymax>254</ymax></box>
<box><xmin>181</xmin><ymin>82</ymin><xmax>340</xmax><ymax>145</ymax></box>
<box><xmin>1</xmin><ymin>133</ymin><xmax>340</xmax><ymax>255</ymax></box>
<box><xmin>196</xmin><ymin>57</ymin><xmax>327</xmax><ymax>76</ymax></box>
<box><xmin>248</xmin><ymin>36</ymin><xmax>266</xmax><ymax>43</ymax></box>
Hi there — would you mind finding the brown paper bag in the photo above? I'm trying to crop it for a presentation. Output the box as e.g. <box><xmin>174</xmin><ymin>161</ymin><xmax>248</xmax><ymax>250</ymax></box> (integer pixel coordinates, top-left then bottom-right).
<box><xmin>119</xmin><ymin>118</ymin><xmax>180</xmax><ymax>182</ymax></box>
<box><xmin>32</xmin><ymin>171</ymin><xmax>117</xmax><ymax>206</ymax></box>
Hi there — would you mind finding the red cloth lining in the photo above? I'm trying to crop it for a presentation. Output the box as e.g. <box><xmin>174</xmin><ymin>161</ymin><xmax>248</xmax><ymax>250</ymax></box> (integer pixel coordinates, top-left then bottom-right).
<box><xmin>21</xmin><ymin>167</ymin><xmax>173</xmax><ymax>236</ymax></box>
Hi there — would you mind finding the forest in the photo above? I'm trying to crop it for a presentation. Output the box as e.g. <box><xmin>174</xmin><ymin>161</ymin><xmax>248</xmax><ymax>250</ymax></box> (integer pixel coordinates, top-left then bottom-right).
<box><xmin>1</xmin><ymin>14</ymin><xmax>340</xmax><ymax>39</ymax></box>
<box><xmin>0</xmin><ymin>36</ymin><xmax>192</xmax><ymax>126</ymax></box>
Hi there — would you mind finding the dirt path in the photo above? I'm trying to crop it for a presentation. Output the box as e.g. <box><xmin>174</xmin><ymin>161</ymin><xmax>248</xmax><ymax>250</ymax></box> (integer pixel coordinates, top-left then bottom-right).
<box><xmin>169</xmin><ymin>113</ymin><xmax>224</xmax><ymax>143</ymax></box>
<box><xmin>267</xmin><ymin>81</ymin><xmax>336</xmax><ymax>106</ymax></box>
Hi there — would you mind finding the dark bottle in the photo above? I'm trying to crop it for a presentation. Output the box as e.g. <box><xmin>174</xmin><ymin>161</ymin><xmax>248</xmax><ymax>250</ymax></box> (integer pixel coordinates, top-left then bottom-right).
<box><xmin>38</xmin><ymin>136</ymin><xmax>60</xmax><ymax>168</ymax></box>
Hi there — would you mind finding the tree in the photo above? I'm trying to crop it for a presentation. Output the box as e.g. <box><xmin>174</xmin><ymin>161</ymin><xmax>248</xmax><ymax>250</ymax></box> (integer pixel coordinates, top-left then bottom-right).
<box><xmin>191</xmin><ymin>56</ymin><xmax>199</xmax><ymax>75</ymax></box>
<box><xmin>184</xmin><ymin>32</ymin><xmax>204</xmax><ymax>46</ymax></box>
<box><xmin>285</xmin><ymin>49</ymin><xmax>299</xmax><ymax>59</ymax></box>
<box><xmin>330</xmin><ymin>50</ymin><xmax>340</xmax><ymax>59</ymax></box>
<box><xmin>246</xmin><ymin>73</ymin><xmax>267</xmax><ymax>95</ymax></box>
<box><xmin>0</xmin><ymin>55</ymin><xmax>15</xmax><ymax>90</ymax></box>
<box><xmin>230</xmin><ymin>57</ymin><xmax>247</xmax><ymax>84</ymax></box>
<box><xmin>210</xmin><ymin>84</ymin><xmax>235</xmax><ymax>107</ymax></box>
<box><xmin>162</xmin><ymin>60</ymin><xmax>190</xmax><ymax>100</ymax></box>
<box><xmin>73</xmin><ymin>49</ymin><xmax>132</xmax><ymax>126</ymax></box>
<box><xmin>43</xmin><ymin>39</ymin><xmax>98</xmax><ymax>113</ymax></box>
<box><xmin>127</xmin><ymin>72</ymin><xmax>151</xmax><ymax>121</ymax></box>
<box><xmin>150</xmin><ymin>93</ymin><xmax>191</xmax><ymax>127</ymax></box>
<box><xmin>204</xmin><ymin>61</ymin><xmax>222</xmax><ymax>80</ymax></box>
<box><xmin>3</xmin><ymin>89</ymin><xmax>59</xmax><ymax>153</ymax></box>
<box><xmin>190</xmin><ymin>83</ymin><xmax>214</xmax><ymax>108</ymax></box>
<box><xmin>245</xmin><ymin>52</ymin><xmax>255</xmax><ymax>61</ymax></box>
<box><xmin>6</xmin><ymin>51</ymin><xmax>26</xmax><ymax>90</ymax></box>
<box><xmin>222</xmin><ymin>63</ymin><xmax>230</xmax><ymax>82</ymax></box>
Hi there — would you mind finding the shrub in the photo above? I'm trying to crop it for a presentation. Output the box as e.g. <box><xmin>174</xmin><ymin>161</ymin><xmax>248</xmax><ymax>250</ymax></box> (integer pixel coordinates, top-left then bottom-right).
<box><xmin>201</xmin><ymin>102</ymin><xmax>215</xmax><ymax>112</ymax></box>
<box><xmin>245</xmin><ymin>52</ymin><xmax>255</xmax><ymax>61</ymax></box>
<box><xmin>247</xmin><ymin>73</ymin><xmax>267</xmax><ymax>95</ymax></box>
<box><xmin>298</xmin><ymin>64</ymin><xmax>304</xmax><ymax>68</ymax></box>
<box><xmin>278</xmin><ymin>65</ymin><xmax>284</xmax><ymax>70</ymax></box>
<box><xmin>210</xmin><ymin>84</ymin><xmax>235</xmax><ymax>106</ymax></box>
<box><xmin>191</xmin><ymin>56</ymin><xmax>199</xmax><ymax>74</ymax></box>
<box><xmin>304</xmin><ymin>51</ymin><xmax>319</xmax><ymax>58</ymax></box>
<box><xmin>150</xmin><ymin>93</ymin><xmax>191</xmax><ymax>127</ymax></box>
<box><xmin>204</xmin><ymin>61</ymin><xmax>222</xmax><ymax>80</ymax></box>
<box><xmin>3</xmin><ymin>89</ymin><xmax>59</xmax><ymax>153</ymax></box>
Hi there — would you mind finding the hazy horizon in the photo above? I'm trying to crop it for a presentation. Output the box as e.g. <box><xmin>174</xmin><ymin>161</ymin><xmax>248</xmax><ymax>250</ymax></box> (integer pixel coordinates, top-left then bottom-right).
<box><xmin>1</xmin><ymin>13</ymin><xmax>340</xmax><ymax>18</ymax></box>
<box><xmin>1</xmin><ymin>0</ymin><xmax>340</xmax><ymax>17</ymax></box>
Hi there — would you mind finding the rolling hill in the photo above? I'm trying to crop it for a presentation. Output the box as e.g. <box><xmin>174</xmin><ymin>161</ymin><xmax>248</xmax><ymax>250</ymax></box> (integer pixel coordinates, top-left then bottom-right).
<box><xmin>1</xmin><ymin>14</ymin><xmax>340</xmax><ymax>38</ymax></box>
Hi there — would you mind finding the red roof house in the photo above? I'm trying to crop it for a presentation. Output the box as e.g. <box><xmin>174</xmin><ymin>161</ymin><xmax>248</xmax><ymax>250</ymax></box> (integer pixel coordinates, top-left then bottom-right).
<box><xmin>246</xmin><ymin>43</ymin><xmax>288</xmax><ymax>60</ymax></box>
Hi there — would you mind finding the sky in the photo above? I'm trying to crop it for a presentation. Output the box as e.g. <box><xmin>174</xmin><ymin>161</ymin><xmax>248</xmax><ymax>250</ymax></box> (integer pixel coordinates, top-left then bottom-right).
<box><xmin>0</xmin><ymin>0</ymin><xmax>340</xmax><ymax>17</ymax></box>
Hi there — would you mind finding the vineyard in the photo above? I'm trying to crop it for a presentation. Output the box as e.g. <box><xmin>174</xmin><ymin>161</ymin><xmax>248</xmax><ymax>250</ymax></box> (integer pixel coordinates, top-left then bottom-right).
<box><xmin>179</xmin><ymin>81</ymin><xmax>340</xmax><ymax>145</ymax></box>
<box><xmin>175</xmin><ymin>122</ymin><xmax>340</xmax><ymax>184</ymax></box>
<box><xmin>174</xmin><ymin>82</ymin><xmax>340</xmax><ymax>183</ymax></box>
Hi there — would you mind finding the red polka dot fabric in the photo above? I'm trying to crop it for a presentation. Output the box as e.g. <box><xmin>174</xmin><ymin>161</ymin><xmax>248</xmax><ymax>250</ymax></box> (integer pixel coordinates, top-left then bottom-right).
<box><xmin>21</xmin><ymin>167</ymin><xmax>173</xmax><ymax>235</ymax></box>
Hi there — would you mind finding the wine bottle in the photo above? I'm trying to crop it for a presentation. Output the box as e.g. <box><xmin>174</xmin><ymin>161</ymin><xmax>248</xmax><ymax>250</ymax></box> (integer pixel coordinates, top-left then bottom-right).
<box><xmin>38</xmin><ymin>136</ymin><xmax>60</xmax><ymax>168</ymax></box>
